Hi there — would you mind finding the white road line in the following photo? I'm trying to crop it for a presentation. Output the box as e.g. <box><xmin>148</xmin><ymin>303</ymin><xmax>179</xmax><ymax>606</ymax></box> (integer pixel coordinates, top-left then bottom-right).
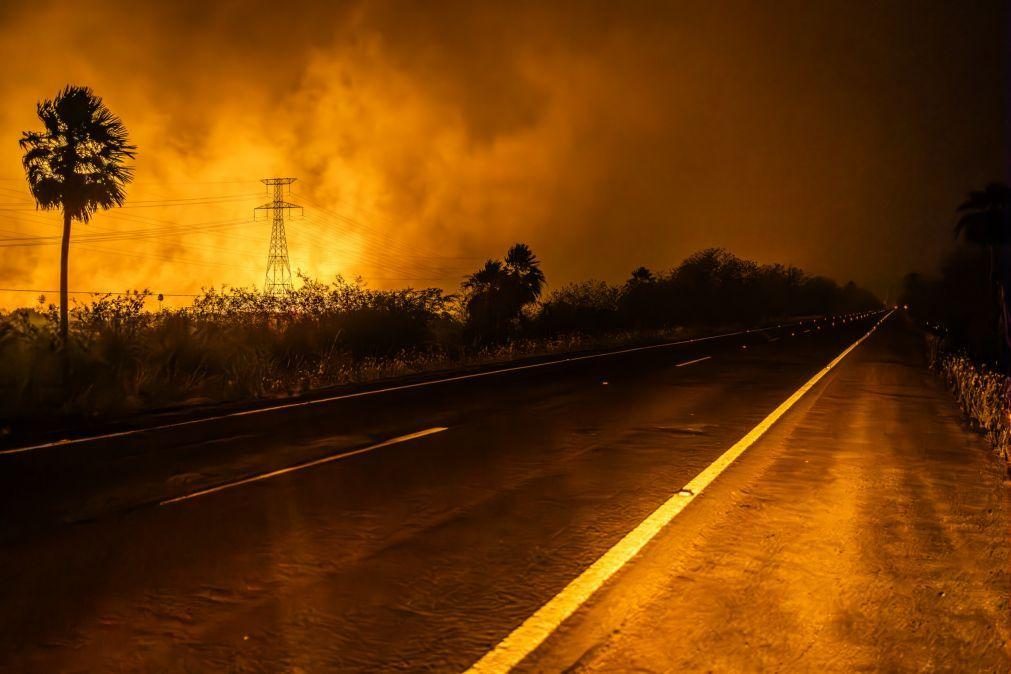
<box><xmin>465</xmin><ymin>310</ymin><xmax>894</xmax><ymax>673</ymax></box>
<box><xmin>159</xmin><ymin>426</ymin><xmax>448</xmax><ymax>506</ymax></box>
<box><xmin>2</xmin><ymin>315</ymin><xmax>865</xmax><ymax>457</ymax></box>
<box><xmin>675</xmin><ymin>355</ymin><xmax>712</xmax><ymax>368</ymax></box>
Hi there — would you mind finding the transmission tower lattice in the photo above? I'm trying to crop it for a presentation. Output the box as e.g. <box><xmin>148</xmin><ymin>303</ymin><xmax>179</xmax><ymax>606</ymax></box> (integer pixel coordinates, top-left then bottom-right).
<box><xmin>255</xmin><ymin>177</ymin><xmax>302</xmax><ymax>295</ymax></box>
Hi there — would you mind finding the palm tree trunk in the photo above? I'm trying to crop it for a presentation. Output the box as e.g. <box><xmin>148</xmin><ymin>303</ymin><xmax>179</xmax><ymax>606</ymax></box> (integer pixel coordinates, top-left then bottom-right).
<box><xmin>60</xmin><ymin>209</ymin><xmax>71</xmax><ymax>345</ymax></box>
<box><xmin>999</xmin><ymin>283</ymin><xmax>1011</xmax><ymax>350</ymax></box>
<box><xmin>988</xmin><ymin>246</ymin><xmax>1011</xmax><ymax>355</ymax></box>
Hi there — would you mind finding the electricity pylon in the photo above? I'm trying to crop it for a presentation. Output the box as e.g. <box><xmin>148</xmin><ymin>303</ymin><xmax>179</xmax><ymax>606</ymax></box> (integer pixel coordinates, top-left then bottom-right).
<box><xmin>255</xmin><ymin>177</ymin><xmax>302</xmax><ymax>295</ymax></box>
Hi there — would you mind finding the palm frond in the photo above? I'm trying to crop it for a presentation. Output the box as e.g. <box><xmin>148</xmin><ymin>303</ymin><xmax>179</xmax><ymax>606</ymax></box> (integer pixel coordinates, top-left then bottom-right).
<box><xmin>954</xmin><ymin>183</ymin><xmax>1011</xmax><ymax>247</ymax></box>
<box><xmin>19</xmin><ymin>84</ymin><xmax>136</xmax><ymax>221</ymax></box>
<box><xmin>957</xmin><ymin>182</ymin><xmax>1011</xmax><ymax>212</ymax></box>
<box><xmin>954</xmin><ymin>211</ymin><xmax>1009</xmax><ymax>246</ymax></box>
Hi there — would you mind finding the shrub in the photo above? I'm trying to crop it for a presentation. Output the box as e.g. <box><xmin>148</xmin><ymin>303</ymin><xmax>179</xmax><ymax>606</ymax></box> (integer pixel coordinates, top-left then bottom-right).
<box><xmin>0</xmin><ymin>278</ymin><xmax>454</xmax><ymax>425</ymax></box>
<box><xmin>930</xmin><ymin>343</ymin><xmax>1010</xmax><ymax>464</ymax></box>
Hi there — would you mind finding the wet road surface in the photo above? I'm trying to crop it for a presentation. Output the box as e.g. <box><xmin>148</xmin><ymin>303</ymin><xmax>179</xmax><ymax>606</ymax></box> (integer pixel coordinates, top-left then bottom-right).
<box><xmin>524</xmin><ymin>316</ymin><xmax>1010</xmax><ymax>672</ymax></box>
<box><xmin>1</xmin><ymin>312</ymin><xmax>1005</xmax><ymax>671</ymax></box>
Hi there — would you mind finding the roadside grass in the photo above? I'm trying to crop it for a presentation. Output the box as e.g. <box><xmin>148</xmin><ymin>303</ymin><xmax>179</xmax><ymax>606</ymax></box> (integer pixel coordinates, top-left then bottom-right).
<box><xmin>0</xmin><ymin>279</ymin><xmax>447</xmax><ymax>425</ymax></box>
<box><xmin>929</xmin><ymin>339</ymin><xmax>1011</xmax><ymax>466</ymax></box>
<box><xmin>0</xmin><ymin>281</ymin><xmax>697</xmax><ymax>430</ymax></box>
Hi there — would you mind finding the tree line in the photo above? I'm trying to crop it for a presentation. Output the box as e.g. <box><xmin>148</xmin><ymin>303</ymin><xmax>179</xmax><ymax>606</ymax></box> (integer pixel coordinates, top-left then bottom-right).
<box><xmin>0</xmin><ymin>246</ymin><xmax>880</xmax><ymax>424</ymax></box>
<box><xmin>463</xmin><ymin>245</ymin><xmax>880</xmax><ymax>343</ymax></box>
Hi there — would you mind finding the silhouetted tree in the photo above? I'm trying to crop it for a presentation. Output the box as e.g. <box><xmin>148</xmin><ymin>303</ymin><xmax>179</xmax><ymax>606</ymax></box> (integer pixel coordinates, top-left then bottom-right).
<box><xmin>463</xmin><ymin>259</ymin><xmax>512</xmax><ymax>342</ymax></box>
<box><xmin>629</xmin><ymin>266</ymin><xmax>654</xmax><ymax>284</ymax></box>
<box><xmin>955</xmin><ymin>182</ymin><xmax>1011</xmax><ymax>349</ymax></box>
<box><xmin>671</xmin><ymin>248</ymin><xmax>752</xmax><ymax>325</ymax></box>
<box><xmin>504</xmin><ymin>243</ymin><xmax>546</xmax><ymax>305</ymax></box>
<box><xmin>539</xmin><ymin>280</ymin><xmax>621</xmax><ymax>334</ymax></box>
<box><xmin>463</xmin><ymin>243</ymin><xmax>546</xmax><ymax>342</ymax></box>
<box><xmin>900</xmin><ymin>248</ymin><xmax>998</xmax><ymax>362</ymax></box>
<box><xmin>20</xmin><ymin>85</ymin><xmax>136</xmax><ymax>345</ymax></box>
<box><xmin>463</xmin><ymin>243</ymin><xmax>880</xmax><ymax>342</ymax></box>
<box><xmin>619</xmin><ymin>266</ymin><xmax>664</xmax><ymax>328</ymax></box>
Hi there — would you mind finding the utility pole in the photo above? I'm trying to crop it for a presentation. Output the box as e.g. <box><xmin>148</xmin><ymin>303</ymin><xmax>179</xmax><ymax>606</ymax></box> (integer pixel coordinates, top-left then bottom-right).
<box><xmin>255</xmin><ymin>177</ymin><xmax>302</xmax><ymax>295</ymax></box>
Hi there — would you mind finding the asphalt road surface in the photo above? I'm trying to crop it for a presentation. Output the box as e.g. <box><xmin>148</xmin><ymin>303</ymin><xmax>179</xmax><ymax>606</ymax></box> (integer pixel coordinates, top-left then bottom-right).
<box><xmin>0</xmin><ymin>311</ymin><xmax>1006</xmax><ymax>672</ymax></box>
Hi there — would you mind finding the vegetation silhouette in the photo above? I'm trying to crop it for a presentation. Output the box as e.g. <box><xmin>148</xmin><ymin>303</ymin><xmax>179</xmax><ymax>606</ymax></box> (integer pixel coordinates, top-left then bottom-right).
<box><xmin>902</xmin><ymin>182</ymin><xmax>1011</xmax><ymax>364</ymax></box>
<box><xmin>4</xmin><ymin>85</ymin><xmax>883</xmax><ymax>426</ymax></box>
<box><xmin>504</xmin><ymin>243</ymin><xmax>546</xmax><ymax>304</ymax></box>
<box><xmin>20</xmin><ymin>85</ymin><xmax>136</xmax><ymax>346</ymax></box>
<box><xmin>900</xmin><ymin>183</ymin><xmax>1011</xmax><ymax>462</ymax></box>
<box><xmin>954</xmin><ymin>182</ymin><xmax>1011</xmax><ymax>350</ymax></box>
<box><xmin>534</xmin><ymin>247</ymin><xmax>878</xmax><ymax>338</ymax></box>
<box><xmin>0</xmin><ymin>247</ymin><xmax>879</xmax><ymax>426</ymax></box>
<box><xmin>462</xmin><ymin>243</ymin><xmax>547</xmax><ymax>343</ymax></box>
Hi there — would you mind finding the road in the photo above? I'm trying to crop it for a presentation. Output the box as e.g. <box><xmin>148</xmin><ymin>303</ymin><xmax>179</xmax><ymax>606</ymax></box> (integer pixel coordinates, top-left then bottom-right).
<box><xmin>0</xmin><ymin>312</ymin><xmax>1006</xmax><ymax>671</ymax></box>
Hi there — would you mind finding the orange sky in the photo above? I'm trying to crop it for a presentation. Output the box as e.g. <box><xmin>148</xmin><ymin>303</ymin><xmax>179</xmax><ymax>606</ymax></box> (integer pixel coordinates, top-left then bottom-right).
<box><xmin>0</xmin><ymin>0</ymin><xmax>1004</xmax><ymax>308</ymax></box>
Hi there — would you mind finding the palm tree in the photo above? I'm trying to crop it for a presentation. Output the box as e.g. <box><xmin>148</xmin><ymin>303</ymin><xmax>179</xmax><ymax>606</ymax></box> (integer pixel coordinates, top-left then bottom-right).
<box><xmin>956</xmin><ymin>183</ymin><xmax>1011</xmax><ymax>246</ymax></box>
<box><xmin>20</xmin><ymin>85</ymin><xmax>136</xmax><ymax>344</ymax></box>
<box><xmin>462</xmin><ymin>245</ymin><xmax>546</xmax><ymax>342</ymax></box>
<box><xmin>463</xmin><ymin>259</ymin><xmax>510</xmax><ymax>341</ymax></box>
<box><xmin>504</xmin><ymin>243</ymin><xmax>546</xmax><ymax>305</ymax></box>
<box><xmin>463</xmin><ymin>259</ymin><xmax>508</xmax><ymax>295</ymax></box>
<box><xmin>955</xmin><ymin>182</ymin><xmax>1011</xmax><ymax>349</ymax></box>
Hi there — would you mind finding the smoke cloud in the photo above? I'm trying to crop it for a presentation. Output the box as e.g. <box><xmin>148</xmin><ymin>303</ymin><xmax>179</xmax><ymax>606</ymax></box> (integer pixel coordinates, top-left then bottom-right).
<box><xmin>0</xmin><ymin>0</ymin><xmax>1004</xmax><ymax>306</ymax></box>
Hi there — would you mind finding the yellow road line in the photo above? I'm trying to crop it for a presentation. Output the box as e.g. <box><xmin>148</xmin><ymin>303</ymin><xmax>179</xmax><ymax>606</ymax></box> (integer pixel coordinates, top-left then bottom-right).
<box><xmin>675</xmin><ymin>355</ymin><xmax>712</xmax><ymax>367</ymax></box>
<box><xmin>466</xmin><ymin>310</ymin><xmax>894</xmax><ymax>673</ymax></box>
<box><xmin>160</xmin><ymin>426</ymin><xmax>448</xmax><ymax>506</ymax></box>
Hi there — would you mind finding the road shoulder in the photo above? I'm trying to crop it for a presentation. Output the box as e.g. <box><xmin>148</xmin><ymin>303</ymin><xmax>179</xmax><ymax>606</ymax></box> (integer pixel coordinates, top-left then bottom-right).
<box><xmin>522</xmin><ymin>318</ymin><xmax>1011</xmax><ymax>672</ymax></box>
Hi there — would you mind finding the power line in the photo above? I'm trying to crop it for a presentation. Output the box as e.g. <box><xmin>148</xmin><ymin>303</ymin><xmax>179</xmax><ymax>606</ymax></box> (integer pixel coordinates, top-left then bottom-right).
<box><xmin>0</xmin><ymin>192</ymin><xmax>261</xmax><ymax>211</ymax></box>
<box><xmin>1</xmin><ymin>181</ymin><xmax>488</xmax><ymax>291</ymax></box>
<box><xmin>1</xmin><ymin>185</ymin><xmax>480</xmax><ymax>272</ymax></box>
<box><xmin>0</xmin><ymin>288</ymin><xmax>200</xmax><ymax>297</ymax></box>
<box><xmin>0</xmin><ymin>217</ymin><xmax>249</xmax><ymax>246</ymax></box>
